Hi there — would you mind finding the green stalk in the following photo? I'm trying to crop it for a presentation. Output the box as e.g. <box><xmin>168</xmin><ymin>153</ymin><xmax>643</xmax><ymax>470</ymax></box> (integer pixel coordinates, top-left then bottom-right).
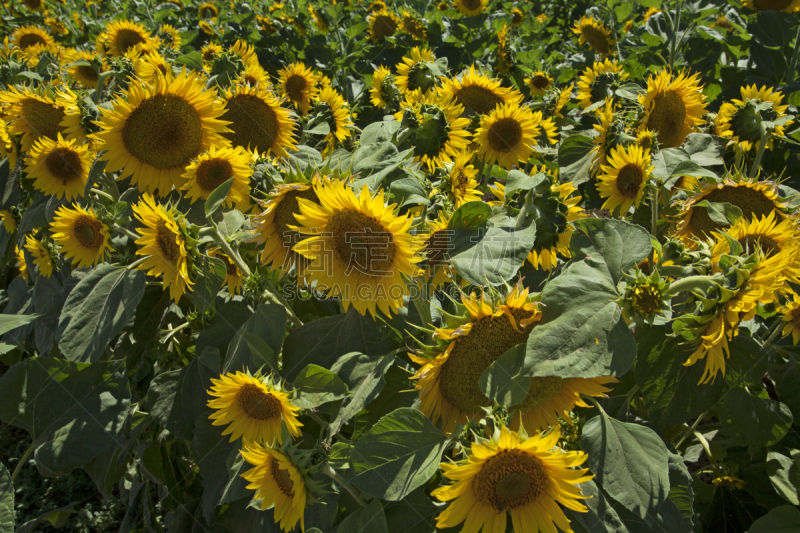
<box><xmin>210</xmin><ymin>225</ymin><xmax>251</xmax><ymax>278</ymax></box>
<box><xmin>787</xmin><ymin>25</ymin><xmax>800</xmax><ymax>83</ymax></box>
<box><xmin>669</xmin><ymin>0</ymin><xmax>685</xmax><ymax>70</ymax></box>
<box><xmin>674</xmin><ymin>409</ymin><xmax>709</xmax><ymax>449</ymax></box>
<box><xmin>648</xmin><ymin>187</ymin><xmax>658</xmax><ymax>270</ymax></box>
<box><xmin>749</xmin><ymin>122</ymin><xmax>769</xmax><ymax>179</ymax></box>
<box><xmin>664</xmin><ymin>275</ymin><xmax>716</xmax><ymax>296</ymax></box>
<box><xmin>322</xmin><ymin>464</ymin><xmax>365</xmax><ymax>506</ymax></box>
<box><xmin>10</xmin><ymin>442</ymin><xmax>35</xmax><ymax>484</ymax></box>
<box><xmin>263</xmin><ymin>280</ymin><xmax>304</xmax><ymax>327</ymax></box>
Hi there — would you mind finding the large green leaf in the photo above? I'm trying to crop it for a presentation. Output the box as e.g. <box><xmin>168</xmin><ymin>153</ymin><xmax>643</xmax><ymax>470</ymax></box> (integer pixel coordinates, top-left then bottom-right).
<box><xmin>147</xmin><ymin>367</ymin><xmax>193</xmax><ymax>440</ymax></box>
<box><xmin>748</xmin><ymin>505</ymin><xmax>800</xmax><ymax>533</ymax></box>
<box><xmin>383</xmin><ymin>488</ymin><xmax>441</xmax><ymax>533</ymax></box>
<box><xmin>0</xmin><ymin>357</ymin><xmax>130</xmax><ymax>476</ymax></box>
<box><xmin>337</xmin><ymin>500</ymin><xmax>387</xmax><ymax>533</ymax></box>
<box><xmin>56</xmin><ymin>265</ymin><xmax>146</xmax><ymax>363</ymax></box>
<box><xmin>204</xmin><ymin>178</ymin><xmax>234</xmax><ymax>218</ymax></box>
<box><xmin>191</xmin><ymin>254</ymin><xmax>227</xmax><ymax>313</ymax></box>
<box><xmin>766</xmin><ymin>451</ymin><xmax>800</xmax><ymax>505</ymax></box>
<box><xmin>581</xmin><ymin>411</ymin><xmax>670</xmax><ymax>521</ymax></box>
<box><xmin>223</xmin><ymin>303</ymin><xmax>286</xmax><ymax>374</ymax></box>
<box><xmin>449</xmin><ymin>222</ymin><xmax>536</xmax><ymax>286</ymax></box>
<box><xmin>558</xmin><ymin>134</ymin><xmax>594</xmax><ymax>186</ymax></box>
<box><xmin>329</xmin><ymin>353</ymin><xmax>396</xmax><ymax>436</ymax></box>
<box><xmin>479</xmin><ymin>344</ymin><xmax>530</xmax><ymax>408</ymax></box>
<box><xmin>570</xmin><ymin>218</ymin><xmax>652</xmax><ymax>285</ymax></box>
<box><xmin>0</xmin><ymin>462</ymin><xmax>12</xmax><ymax>533</ymax></box>
<box><xmin>348</xmin><ymin>408</ymin><xmax>449</xmax><ymax>501</ymax></box>
<box><xmin>195</xmin><ymin>300</ymin><xmax>252</xmax><ymax>355</ymax></box>
<box><xmin>292</xmin><ymin>364</ymin><xmax>349</xmax><ymax>409</ymax></box>
<box><xmin>718</xmin><ymin>388</ymin><xmax>793</xmax><ymax>454</ymax></box>
<box><xmin>0</xmin><ymin>313</ymin><xmax>40</xmax><ymax>336</ymax></box>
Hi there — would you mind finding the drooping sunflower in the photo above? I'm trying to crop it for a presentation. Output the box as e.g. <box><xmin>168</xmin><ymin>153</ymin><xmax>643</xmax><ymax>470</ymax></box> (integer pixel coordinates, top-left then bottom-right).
<box><xmin>0</xmin><ymin>88</ymin><xmax>71</xmax><ymax>152</ymax></box>
<box><xmin>525</xmin><ymin>71</ymin><xmax>553</xmax><ymax>97</ymax></box>
<box><xmin>201</xmin><ymin>42</ymin><xmax>223</xmax><ymax>68</ymax></box>
<box><xmin>597</xmin><ymin>144</ymin><xmax>653</xmax><ymax>215</ymax></box>
<box><xmin>475</xmin><ymin>103</ymin><xmax>542</xmax><ymax>169</ymax></box>
<box><xmin>510</xmin><ymin>8</ymin><xmax>524</xmax><ymax>26</ymax></box>
<box><xmin>529</xmin><ymin>179</ymin><xmax>587</xmax><ymax>270</ymax></box>
<box><xmin>744</xmin><ymin>0</ymin><xmax>800</xmax><ymax>12</ymax></box>
<box><xmin>219</xmin><ymin>85</ymin><xmax>298</xmax><ymax>159</ymax></box>
<box><xmin>208</xmin><ymin>371</ymin><xmax>302</xmax><ymax>444</ymax></box>
<box><xmin>198</xmin><ymin>2</ymin><xmax>219</xmax><ymax>19</ymax></box>
<box><xmin>15</xmin><ymin>246</ymin><xmax>28</xmax><ymax>281</ymax></box>
<box><xmin>417</xmin><ymin>212</ymin><xmax>458</xmax><ymax>288</ymax></box>
<box><xmin>369</xmin><ymin>66</ymin><xmax>400</xmax><ymax>109</ymax></box>
<box><xmin>591</xmin><ymin>98</ymin><xmax>623</xmax><ymax>175</ymax></box>
<box><xmin>1</xmin><ymin>210</ymin><xmax>16</xmax><ymax>234</ymax></box>
<box><xmin>673</xmin><ymin>174</ymin><xmax>788</xmax><ymax>243</ymax></box>
<box><xmin>12</xmin><ymin>25</ymin><xmax>54</xmax><ymax>51</ymax></box>
<box><xmin>251</xmin><ymin>181</ymin><xmax>320</xmax><ymax>277</ymax></box>
<box><xmin>181</xmin><ymin>145</ymin><xmax>253</xmax><ymax>209</ymax></box>
<box><xmin>440</xmin><ymin>65</ymin><xmax>523</xmax><ymax>116</ymax></box>
<box><xmin>308</xmin><ymin>5</ymin><xmax>329</xmax><ymax>32</ymax></box>
<box><xmin>572</xmin><ymin>16</ymin><xmax>615</xmax><ymax>56</ymax></box>
<box><xmin>24</xmin><ymin>235</ymin><xmax>53</xmax><ymax>278</ymax></box>
<box><xmin>432</xmin><ymin>426</ymin><xmax>593</xmax><ymax>533</ymax></box>
<box><xmin>240</xmin><ymin>443</ymin><xmax>308</xmax><ymax>533</ymax></box>
<box><xmin>454</xmin><ymin>0</ymin><xmax>485</xmax><ymax>16</ymax></box>
<box><xmin>401</xmin><ymin>10</ymin><xmax>427</xmax><ymax>40</ymax></box>
<box><xmin>277</xmin><ymin>62</ymin><xmax>319</xmax><ymax>116</ymax></box>
<box><xmin>780</xmin><ymin>294</ymin><xmax>800</xmax><ymax>345</ymax></box>
<box><xmin>552</xmin><ymin>83</ymin><xmax>573</xmax><ymax>118</ymax></box>
<box><xmin>95</xmin><ymin>70</ymin><xmax>230</xmax><ymax>195</ymax></box>
<box><xmin>292</xmin><ymin>178</ymin><xmax>422</xmax><ymax>317</ymax></box>
<box><xmin>396</xmin><ymin>47</ymin><xmax>438</xmax><ymax>95</ymax></box>
<box><xmin>368</xmin><ymin>8</ymin><xmax>400</xmax><ymax>42</ymax></box>
<box><xmin>158</xmin><ymin>24</ymin><xmax>182</xmax><ymax>50</ymax></box>
<box><xmin>715</xmin><ymin>84</ymin><xmax>792</xmax><ymax>152</ymax></box>
<box><xmin>576</xmin><ymin>59</ymin><xmax>628</xmax><ymax>110</ymax></box>
<box><xmin>99</xmin><ymin>20</ymin><xmax>152</xmax><ymax>57</ymax></box>
<box><xmin>50</xmin><ymin>205</ymin><xmax>113</xmax><ymax>268</ymax></box>
<box><xmin>638</xmin><ymin>69</ymin><xmax>707</xmax><ymax>148</ymax></box>
<box><xmin>644</xmin><ymin>7</ymin><xmax>662</xmax><ymax>20</ymax></box>
<box><xmin>132</xmin><ymin>194</ymin><xmax>193</xmax><ymax>302</ymax></box>
<box><xmin>65</xmin><ymin>50</ymin><xmax>103</xmax><ymax>88</ymax></box>
<box><xmin>24</xmin><ymin>133</ymin><xmax>93</xmax><ymax>200</ymax></box>
<box><xmin>447</xmin><ymin>150</ymin><xmax>481</xmax><ymax>207</ymax></box>
<box><xmin>208</xmin><ymin>248</ymin><xmax>244</xmax><ymax>295</ymax></box>
<box><xmin>135</xmin><ymin>52</ymin><xmax>173</xmax><ymax>83</ymax></box>
<box><xmin>313</xmin><ymin>86</ymin><xmax>353</xmax><ymax>157</ymax></box>
<box><xmin>235</xmin><ymin>64</ymin><xmax>272</xmax><ymax>91</ymax></box>
<box><xmin>229</xmin><ymin>40</ymin><xmax>260</xmax><ymax>70</ymax></box>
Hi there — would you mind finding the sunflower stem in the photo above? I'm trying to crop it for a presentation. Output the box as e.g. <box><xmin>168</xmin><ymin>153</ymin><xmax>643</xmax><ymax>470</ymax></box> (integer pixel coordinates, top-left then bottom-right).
<box><xmin>787</xmin><ymin>25</ymin><xmax>800</xmax><ymax>83</ymax></box>
<box><xmin>648</xmin><ymin>187</ymin><xmax>658</xmax><ymax>270</ymax></box>
<box><xmin>674</xmin><ymin>409</ymin><xmax>710</xmax><ymax>449</ymax></box>
<box><xmin>90</xmin><ymin>188</ymin><xmax>115</xmax><ymax>202</ymax></box>
<box><xmin>113</xmin><ymin>225</ymin><xmax>140</xmax><ymax>241</ymax></box>
<box><xmin>10</xmin><ymin>441</ymin><xmax>35</xmax><ymax>485</ymax></box>
<box><xmin>263</xmin><ymin>279</ymin><xmax>304</xmax><ymax>327</ymax></box>
<box><xmin>665</xmin><ymin>275</ymin><xmax>716</xmax><ymax>297</ymax></box>
<box><xmin>210</xmin><ymin>224</ymin><xmax>251</xmax><ymax>278</ymax></box>
<box><xmin>126</xmin><ymin>256</ymin><xmax>149</xmax><ymax>271</ymax></box>
<box><xmin>668</xmin><ymin>0</ymin><xmax>685</xmax><ymax>70</ymax></box>
<box><xmin>749</xmin><ymin>120</ymin><xmax>769</xmax><ymax>179</ymax></box>
<box><xmin>322</xmin><ymin>463</ymin><xmax>366</xmax><ymax>506</ymax></box>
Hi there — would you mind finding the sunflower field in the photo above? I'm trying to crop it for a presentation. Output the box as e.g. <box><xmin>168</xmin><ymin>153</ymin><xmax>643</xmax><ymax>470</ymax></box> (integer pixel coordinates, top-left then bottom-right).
<box><xmin>1</xmin><ymin>0</ymin><xmax>800</xmax><ymax>531</ymax></box>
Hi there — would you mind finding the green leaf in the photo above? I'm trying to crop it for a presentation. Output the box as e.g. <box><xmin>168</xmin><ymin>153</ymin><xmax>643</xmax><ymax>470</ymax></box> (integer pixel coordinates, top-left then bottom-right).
<box><xmin>389</xmin><ymin>177</ymin><xmax>430</xmax><ymax>208</ymax></box>
<box><xmin>479</xmin><ymin>344</ymin><xmax>530</xmax><ymax>408</ymax></box>
<box><xmin>683</xmin><ymin>133</ymin><xmax>725</xmax><ymax>166</ymax></box>
<box><xmin>147</xmin><ymin>367</ymin><xmax>193</xmax><ymax>441</ymax></box>
<box><xmin>448</xmin><ymin>201</ymin><xmax>491</xmax><ymax>230</ymax></box>
<box><xmin>558</xmin><ymin>134</ymin><xmax>595</xmax><ymax>186</ymax></box>
<box><xmin>383</xmin><ymin>489</ymin><xmax>441</xmax><ymax>533</ymax></box>
<box><xmin>775</xmin><ymin>355</ymin><xmax>800</xmax><ymax>418</ymax></box>
<box><xmin>569</xmin><ymin>479</ymin><xmax>629</xmax><ymax>532</ymax></box>
<box><xmin>224</xmin><ymin>303</ymin><xmax>286</xmax><ymax>375</ymax></box>
<box><xmin>0</xmin><ymin>357</ymin><xmax>130</xmax><ymax>476</ymax></box>
<box><xmin>570</xmin><ymin>218</ymin><xmax>652</xmax><ymax>285</ymax></box>
<box><xmin>504</xmin><ymin>169</ymin><xmax>548</xmax><ymax>198</ymax></box>
<box><xmin>56</xmin><ymin>265</ymin><xmax>146</xmax><ymax>363</ymax></box>
<box><xmin>16</xmin><ymin>504</ymin><xmax>77</xmax><ymax>533</ymax></box>
<box><xmin>718</xmin><ymin>388</ymin><xmax>793</xmax><ymax>454</ymax></box>
<box><xmin>190</xmin><ymin>254</ymin><xmax>227</xmax><ymax>313</ymax></box>
<box><xmin>192</xmin><ymin>416</ymin><xmax>248</xmax><ymax>521</ymax></box>
<box><xmin>330</xmin><ymin>353</ymin><xmax>397</xmax><ymax>436</ymax></box>
<box><xmin>337</xmin><ymin>499</ymin><xmax>387</xmax><ymax>533</ymax></box>
<box><xmin>700</xmin><ymin>201</ymin><xmax>743</xmax><ymax>227</ymax></box>
<box><xmin>766</xmin><ymin>451</ymin><xmax>800</xmax><ymax>505</ymax></box>
<box><xmin>195</xmin><ymin>300</ymin><xmax>251</xmax><ymax>355</ymax></box>
<box><xmin>669</xmin><ymin>159</ymin><xmax>719</xmax><ymax>179</ymax></box>
<box><xmin>352</xmin><ymin>365</ymin><xmax>418</xmax><ymax>442</ymax></box>
<box><xmin>449</xmin><ymin>223</ymin><xmax>537</xmax><ymax>286</ymax></box>
<box><xmin>748</xmin><ymin>505</ymin><xmax>800</xmax><ymax>532</ymax></box>
<box><xmin>173</xmin><ymin>51</ymin><xmax>203</xmax><ymax>71</ymax></box>
<box><xmin>292</xmin><ymin>364</ymin><xmax>349</xmax><ymax>409</ymax></box>
<box><xmin>360</xmin><ymin>118</ymin><xmax>400</xmax><ymax>145</ymax></box>
<box><xmin>635</xmin><ymin>0</ymin><xmax>661</xmax><ymax>9</ymax></box>
<box><xmin>0</xmin><ymin>462</ymin><xmax>12</xmax><ymax>533</ymax></box>
<box><xmin>348</xmin><ymin>407</ymin><xmax>449</xmax><ymax>501</ymax></box>
<box><xmin>350</xmin><ymin>143</ymin><xmax>412</xmax><ymax>191</ymax></box>
<box><xmin>0</xmin><ymin>313</ymin><xmax>40</xmax><ymax>337</ymax></box>
<box><xmin>204</xmin><ymin>177</ymin><xmax>234</xmax><ymax>218</ymax></box>
<box><xmin>581</xmin><ymin>411</ymin><xmax>670</xmax><ymax>521</ymax></box>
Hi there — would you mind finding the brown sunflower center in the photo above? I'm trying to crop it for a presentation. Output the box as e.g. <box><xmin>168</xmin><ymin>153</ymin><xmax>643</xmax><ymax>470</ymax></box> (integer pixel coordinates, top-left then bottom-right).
<box><xmin>22</xmin><ymin>99</ymin><xmax>66</xmax><ymax>140</ymax></box>
<box><xmin>790</xmin><ymin>307</ymin><xmax>800</xmax><ymax>328</ymax></box>
<box><xmin>45</xmin><ymin>147</ymin><xmax>84</xmax><ymax>184</ymax></box>
<box><xmin>155</xmin><ymin>220</ymin><xmax>181</xmax><ymax>264</ymax></box>
<box><xmin>474</xmin><ymin>449</ymin><xmax>549</xmax><ymax>511</ymax></box>
<box><xmin>638</xmin><ymin>133</ymin><xmax>653</xmax><ymax>150</ymax></box>
<box><xmin>531</xmin><ymin>76</ymin><xmax>550</xmax><ymax>90</ymax></box>
<box><xmin>199</xmin><ymin>4</ymin><xmax>219</xmax><ymax>18</ymax></box>
<box><xmin>220</xmin><ymin>254</ymin><xmax>238</xmax><ymax>276</ymax></box>
<box><xmin>114</xmin><ymin>29</ymin><xmax>147</xmax><ymax>55</ymax></box>
<box><xmin>461</xmin><ymin>0</ymin><xmax>482</xmax><ymax>10</ymax></box>
<box><xmin>753</xmin><ymin>0</ymin><xmax>792</xmax><ymax>10</ymax></box>
<box><xmin>122</xmin><ymin>94</ymin><xmax>203</xmax><ymax>170</ymax></box>
<box><xmin>425</xmin><ymin>229</ymin><xmax>450</xmax><ymax>267</ymax></box>
<box><xmin>438</xmin><ymin>308</ymin><xmax>539</xmax><ymax>414</ymax></box>
<box><xmin>221</xmin><ymin>94</ymin><xmax>281</xmax><ymax>153</ymax></box>
<box><xmin>73</xmin><ymin>215</ymin><xmax>104</xmax><ymax>250</ymax></box>
<box><xmin>284</xmin><ymin>75</ymin><xmax>308</xmax><ymax>104</ymax></box>
<box><xmin>645</xmin><ymin>90</ymin><xmax>686</xmax><ymax>148</ymax></box>
<box><xmin>456</xmin><ymin>85</ymin><xmax>504</xmax><ymax>115</ymax></box>
<box><xmin>269</xmin><ymin>456</ymin><xmax>295</xmax><ymax>497</ymax></box>
<box><xmin>488</xmin><ymin>117</ymin><xmax>523</xmax><ymax>153</ymax></box>
<box><xmin>327</xmin><ymin>208</ymin><xmax>397</xmax><ymax>275</ymax></box>
<box><xmin>77</xmin><ymin>65</ymin><xmax>100</xmax><ymax>83</ymax></box>
<box><xmin>238</xmin><ymin>383</ymin><xmax>282</xmax><ymax>420</ymax></box>
<box><xmin>581</xmin><ymin>25</ymin><xmax>610</xmax><ymax>55</ymax></box>
<box><xmin>23</xmin><ymin>0</ymin><xmax>42</xmax><ymax>9</ymax></box>
<box><xmin>19</xmin><ymin>33</ymin><xmax>47</xmax><ymax>49</ymax></box>
<box><xmin>511</xmin><ymin>376</ymin><xmax>566</xmax><ymax>413</ymax></box>
<box><xmin>632</xmin><ymin>284</ymin><xmax>662</xmax><ymax>315</ymax></box>
<box><xmin>688</xmin><ymin>185</ymin><xmax>781</xmax><ymax>237</ymax></box>
<box><xmin>372</xmin><ymin>15</ymin><xmax>398</xmax><ymax>39</ymax></box>
<box><xmin>195</xmin><ymin>157</ymin><xmax>234</xmax><ymax>194</ymax></box>
<box><xmin>274</xmin><ymin>188</ymin><xmax>320</xmax><ymax>246</ymax></box>
<box><xmin>616</xmin><ymin>164</ymin><xmax>644</xmax><ymax>198</ymax></box>
<box><xmin>738</xmin><ymin>234</ymin><xmax>780</xmax><ymax>258</ymax></box>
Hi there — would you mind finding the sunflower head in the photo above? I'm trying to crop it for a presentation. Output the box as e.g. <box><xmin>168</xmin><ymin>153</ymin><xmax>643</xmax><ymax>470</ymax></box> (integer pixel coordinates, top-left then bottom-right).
<box><xmin>510</xmin><ymin>8</ymin><xmax>524</xmax><ymax>26</ymax></box>
<box><xmin>475</xmin><ymin>103</ymin><xmax>542</xmax><ymax>170</ymax></box>
<box><xmin>50</xmin><ymin>205</ymin><xmax>113</xmax><ymax>268</ymax></box>
<box><xmin>99</xmin><ymin>19</ymin><xmax>152</xmax><ymax>57</ymax></box>
<box><xmin>0</xmin><ymin>87</ymin><xmax>71</xmax><ymax>152</ymax></box>
<box><xmin>181</xmin><ymin>145</ymin><xmax>253</xmax><ymax>208</ymax></box>
<box><xmin>597</xmin><ymin>143</ymin><xmax>653</xmax><ymax>215</ymax></box>
<box><xmin>416</xmin><ymin>211</ymin><xmax>459</xmax><ymax>288</ymax></box>
<box><xmin>401</xmin><ymin>10</ymin><xmax>427</xmax><ymax>40</ymax></box>
<box><xmin>572</xmin><ymin>16</ymin><xmax>615</xmax><ymax>56</ymax></box>
<box><xmin>23</xmin><ymin>234</ymin><xmax>55</xmax><ymax>278</ymax></box>
<box><xmin>440</xmin><ymin>65</ymin><xmax>523</xmax><ymax>117</ymax></box>
<box><xmin>715</xmin><ymin>85</ymin><xmax>792</xmax><ymax>153</ymax></box>
<box><xmin>744</xmin><ymin>0</ymin><xmax>800</xmax><ymax>12</ymax></box>
<box><xmin>780</xmin><ymin>294</ymin><xmax>800</xmax><ymax>345</ymax></box>
<box><xmin>24</xmin><ymin>133</ymin><xmax>93</xmax><ymax>200</ymax></box>
<box><xmin>619</xmin><ymin>268</ymin><xmax>671</xmax><ymax>326</ymax></box>
<box><xmin>311</xmin><ymin>86</ymin><xmax>353</xmax><ymax>156</ymax></box>
<box><xmin>446</xmin><ymin>150</ymin><xmax>481</xmax><ymax>208</ymax></box>
<box><xmin>278</xmin><ymin>62</ymin><xmax>319</xmax><ymax>115</ymax></box>
<box><xmin>157</xmin><ymin>24</ymin><xmax>182</xmax><ymax>50</ymax></box>
<box><xmin>576</xmin><ymin>58</ymin><xmax>628</xmax><ymax>110</ymax></box>
<box><xmin>198</xmin><ymin>2</ymin><xmax>219</xmax><ymax>19</ymax></box>
<box><xmin>396</xmin><ymin>47</ymin><xmax>439</xmax><ymax>95</ymax></box>
<box><xmin>525</xmin><ymin>71</ymin><xmax>553</xmax><ymax>97</ymax></box>
<box><xmin>12</xmin><ymin>25</ymin><xmax>54</xmax><ymax>51</ymax></box>
<box><xmin>370</xmin><ymin>66</ymin><xmax>401</xmax><ymax>109</ymax></box>
<box><xmin>638</xmin><ymin>69</ymin><xmax>707</xmax><ymax>148</ymax></box>
<box><xmin>454</xmin><ymin>0</ymin><xmax>486</xmax><ymax>16</ymax></box>
<box><xmin>368</xmin><ymin>9</ymin><xmax>400</xmax><ymax>42</ymax></box>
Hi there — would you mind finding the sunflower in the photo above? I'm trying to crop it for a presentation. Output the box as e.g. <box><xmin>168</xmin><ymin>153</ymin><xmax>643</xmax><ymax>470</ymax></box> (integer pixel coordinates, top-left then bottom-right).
<box><xmin>240</xmin><ymin>443</ymin><xmax>308</xmax><ymax>533</ymax></box>
<box><xmin>251</xmin><ymin>181</ymin><xmax>320</xmax><ymax>276</ymax></box>
<box><xmin>135</xmin><ymin>52</ymin><xmax>173</xmax><ymax>83</ymax></box>
<box><xmin>644</xmin><ymin>7</ymin><xmax>661</xmax><ymax>20</ymax></box>
<box><xmin>292</xmin><ymin>178</ymin><xmax>422</xmax><ymax>317</ymax></box>
<box><xmin>208</xmin><ymin>371</ymin><xmax>302</xmax><ymax>444</ymax></box>
<box><xmin>23</xmin><ymin>235</ymin><xmax>53</xmax><ymax>278</ymax></box>
<box><xmin>715</xmin><ymin>85</ymin><xmax>792</xmax><ymax>152</ymax></box>
<box><xmin>158</xmin><ymin>24</ymin><xmax>182</xmax><ymax>50</ymax></box>
<box><xmin>65</xmin><ymin>50</ymin><xmax>103</xmax><ymax>88</ymax></box>
<box><xmin>229</xmin><ymin>40</ymin><xmax>260</xmax><ymax>70</ymax></box>
<box><xmin>623</xmin><ymin>19</ymin><xmax>634</xmax><ymax>32</ymax></box>
<box><xmin>20</xmin><ymin>43</ymin><xmax>51</xmax><ymax>68</ymax></box>
<box><xmin>454</xmin><ymin>0</ymin><xmax>485</xmax><ymax>16</ymax></box>
<box><xmin>576</xmin><ymin>59</ymin><xmax>628</xmax><ymax>110</ymax></box>
<box><xmin>201</xmin><ymin>42</ymin><xmax>223</xmax><ymax>67</ymax></box>
<box><xmin>313</xmin><ymin>86</ymin><xmax>353</xmax><ymax>157</ymax></box>
<box><xmin>368</xmin><ymin>0</ymin><xmax>387</xmax><ymax>11</ymax></box>
<box><xmin>401</xmin><ymin>10</ymin><xmax>427</xmax><ymax>40</ymax></box>
<box><xmin>475</xmin><ymin>103</ymin><xmax>542</xmax><ymax>170</ymax></box>
<box><xmin>638</xmin><ymin>69</ymin><xmax>707</xmax><ymax>149</ymax></box>
<box><xmin>132</xmin><ymin>194</ymin><xmax>193</xmax><ymax>302</ymax></box>
<box><xmin>572</xmin><ymin>16</ymin><xmax>615</xmax><ymax>56</ymax></box>
<box><xmin>525</xmin><ymin>71</ymin><xmax>553</xmax><ymax>97</ymax></box>
<box><xmin>780</xmin><ymin>294</ymin><xmax>800</xmax><ymax>345</ymax></box>
<box><xmin>432</xmin><ymin>426</ymin><xmax>593</xmax><ymax>533</ymax></box>
<box><xmin>11</xmin><ymin>25</ymin><xmax>54</xmax><ymax>51</ymax></box>
<box><xmin>308</xmin><ymin>5</ymin><xmax>328</xmax><ymax>32</ymax></box>
<box><xmin>744</xmin><ymin>0</ymin><xmax>800</xmax><ymax>11</ymax></box>
<box><xmin>219</xmin><ymin>85</ymin><xmax>298</xmax><ymax>159</ymax></box>
<box><xmin>50</xmin><ymin>205</ymin><xmax>113</xmax><ymax>268</ymax></box>
<box><xmin>636</xmin><ymin>128</ymin><xmax>657</xmax><ymax>150</ymax></box>
<box><xmin>198</xmin><ymin>2</ymin><xmax>219</xmax><ymax>19</ymax></box>
<box><xmin>15</xmin><ymin>246</ymin><xmax>28</xmax><ymax>281</ymax></box>
<box><xmin>396</xmin><ymin>47</ymin><xmax>437</xmax><ymax>95</ymax></box>
<box><xmin>0</xmin><ymin>88</ymin><xmax>72</xmax><ymax>152</ymax></box>
<box><xmin>99</xmin><ymin>20</ymin><xmax>152</xmax><ymax>57</ymax></box>
<box><xmin>277</xmin><ymin>62</ymin><xmax>319</xmax><ymax>116</ymax></box>
<box><xmin>0</xmin><ymin>118</ymin><xmax>18</xmax><ymax>169</ymax></box>
<box><xmin>95</xmin><ymin>70</ymin><xmax>230</xmax><ymax>195</ymax></box>
<box><xmin>45</xmin><ymin>18</ymin><xmax>69</xmax><ymax>35</ymax></box>
<box><xmin>597</xmin><ymin>144</ymin><xmax>653</xmax><ymax>215</ymax></box>
<box><xmin>235</xmin><ymin>64</ymin><xmax>272</xmax><ymax>91</ymax></box>
<box><xmin>417</xmin><ymin>212</ymin><xmax>458</xmax><ymax>288</ymax></box>
<box><xmin>24</xmin><ymin>133</ymin><xmax>93</xmax><ymax>200</ymax></box>
<box><xmin>20</xmin><ymin>0</ymin><xmax>44</xmax><ymax>11</ymax></box>
<box><xmin>1</xmin><ymin>210</ymin><xmax>16</xmax><ymax>234</ymax></box>
<box><xmin>181</xmin><ymin>145</ymin><xmax>253</xmax><ymax>209</ymax></box>
<box><xmin>673</xmin><ymin>175</ymin><xmax>788</xmax><ymax>242</ymax></box>
<box><xmin>448</xmin><ymin>150</ymin><xmax>482</xmax><ymax>207</ymax></box>
<box><xmin>529</xmin><ymin>179</ymin><xmax>587</xmax><ymax>270</ymax></box>
<box><xmin>440</xmin><ymin>65</ymin><xmax>523</xmax><ymax>116</ymax></box>
<box><xmin>208</xmin><ymin>248</ymin><xmax>244</xmax><ymax>294</ymax></box>
<box><xmin>552</xmin><ymin>84</ymin><xmax>573</xmax><ymax>118</ymax></box>
<box><xmin>591</xmin><ymin>98</ymin><xmax>622</xmax><ymax>175</ymax></box>
<box><xmin>369</xmin><ymin>66</ymin><xmax>399</xmax><ymax>109</ymax></box>
<box><xmin>510</xmin><ymin>8</ymin><xmax>524</xmax><ymax>26</ymax></box>
<box><xmin>438</xmin><ymin>2</ymin><xmax>449</xmax><ymax>10</ymax></box>
<box><xmin>368</xmin><ymin>9</ymin><xmax>400</xmax><ymax>42</ymax></box>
